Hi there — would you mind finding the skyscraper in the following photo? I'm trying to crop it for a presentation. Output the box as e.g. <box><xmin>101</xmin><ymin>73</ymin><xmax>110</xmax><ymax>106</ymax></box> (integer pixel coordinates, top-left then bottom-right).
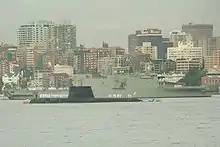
<box><xmin>135</xmin><ymin>29</ymin><xmax>164</xmax><ymax>59</ymax></box>
<box><xmin>128</xmin><ymin>29</ymin><xmax>170</xmax><ymax>59</ymax></box>
<box><xmin>182</xmin><ymin>23</ymin><xmax>214</xmax><ymax>56</ymax></box>
<box><xmin>54</xmin><ymin>21</ymin><xmax>76</xmax><ymax>52</ymax></box>
<box><xmin>182</xmin><ymin>23</ymin><xmax>213</xmax><ymax>40</ymax></box>
<box><xmin>17</xmin><ymin>20</ymin><xmax>55</xmax><ymax>50</ymax></box>
<box><xmin>17</xmin><ymin>20</ymin><xmax>77</xmax><ymax>52</ymax></box>
<box><xmin>128</xmin><ymin>34</ymin><xmax>137</xmax><ymax>54</ymax></box>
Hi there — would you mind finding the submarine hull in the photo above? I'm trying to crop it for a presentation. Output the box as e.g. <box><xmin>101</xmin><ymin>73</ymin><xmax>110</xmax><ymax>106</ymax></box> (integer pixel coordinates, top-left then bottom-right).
<box><xmin>30</xmin><ymin>97</ymin><xmax>142</xmax><ymax>104</ymax></box>
<box><xmin>29</xmin><ymin>86</ymin><xmax>143</xmax><ymax>104</ymax></box>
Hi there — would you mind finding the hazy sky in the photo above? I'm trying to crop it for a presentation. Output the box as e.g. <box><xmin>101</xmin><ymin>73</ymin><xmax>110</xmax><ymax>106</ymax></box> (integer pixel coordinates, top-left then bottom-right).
<box><xmin>0</xmin><ymin>0</ymin><xmax>219</xmax><ymax>48</ymax></box>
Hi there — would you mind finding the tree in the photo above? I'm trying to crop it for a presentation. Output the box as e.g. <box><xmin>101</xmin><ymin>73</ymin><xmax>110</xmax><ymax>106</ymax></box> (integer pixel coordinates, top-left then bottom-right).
<box><xmin>183</xmin><ymin>68</ymin><xmax>206</xmax><ymax>86</ymax></box>
<box><xmin>19</xmin><ymin>78</ymin><xmax>28</xmax><ymax>88</ymax></box>
<box><xmin>7</xmin><ymin>51</ymin><xmax>13</xmax><ymax>61</ymax></box>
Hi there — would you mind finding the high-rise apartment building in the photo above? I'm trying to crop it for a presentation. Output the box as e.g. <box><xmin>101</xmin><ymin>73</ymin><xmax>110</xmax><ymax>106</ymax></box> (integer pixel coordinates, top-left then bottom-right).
<box><xmin>55</xmin><ymin>21</ymin><xmax>76</xmax><ymax>52</ymax></box>
<box><xmin>17</xmin><ymin>20</ymin><xmax>55</xmax><ymax>50</ymax></box>
<box><xmin>17</xmin><ymin>20</ymin><xmax>77</xmax><ymax>70</ymax></box>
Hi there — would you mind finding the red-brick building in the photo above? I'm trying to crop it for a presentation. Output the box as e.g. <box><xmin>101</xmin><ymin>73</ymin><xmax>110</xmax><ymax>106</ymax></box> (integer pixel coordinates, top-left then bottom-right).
<box><xmin>201</xmin><ymin>75</ymin><xmax>220</xmax><ymax>86</ymax></box>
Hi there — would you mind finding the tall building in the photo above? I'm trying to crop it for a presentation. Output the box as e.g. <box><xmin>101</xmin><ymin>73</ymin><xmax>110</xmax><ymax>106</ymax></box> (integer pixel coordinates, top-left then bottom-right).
<box><xmin>204</xmin><ymin>50</ymin><xmax>220</xmax><ymax>72</ymax></box>
<box><xmin>206</xmin><ymin>37</ymin><xmax>220</xmax><ymax>56</ymax></box>
<box><xmin>55</xmin><ymin>21</ymin><xmax>76</xmax><ymax>52</ymax></box>
<box><xmin>128</xmin><ymin>34</ymin><xmax>137</xmax><ymax>54</ymax></box>
<box><xmin>128</xmin><ymin>29</ymin><xmax>169</xmax><ymax>59</ymax></box>
<box><xmin>182</xmin><ymin>23</ymin><xmax>213</xmax><ymax>53</ymax></box>
<box><xmin>137</xmin><ymin>29</ymin><xmax>164</xmax><ymax>59</ymax></box>
<box><xmin>182</xmin><ymin>23</ymin><xmax>213</xmax><ymax>41</ymax></box>
<box><xmin>17</xmin><ymin>20</ymin><xmax>77</xmax><ymax>70</ymax></box>
<box><xmin>17</xmin><ymin>21</ymin><xmax>55</xmax><ymax>50</ymax></box>
<box><xmin>162</xmin><ymin>40</ymin><xmax>173</xmax><ymax>59</ymax></box>
<box><xmin>135</xmin><ymin>42</ymin><xmax>157</xmax><ymax>60</ymax></box>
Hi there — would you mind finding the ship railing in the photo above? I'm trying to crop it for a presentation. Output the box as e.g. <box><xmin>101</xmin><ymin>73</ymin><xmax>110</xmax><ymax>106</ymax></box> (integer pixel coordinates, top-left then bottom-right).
<box><xmin>108</xmin><ymin>92</ymin><xmax>136</xmax><ymax>98</ymax></box>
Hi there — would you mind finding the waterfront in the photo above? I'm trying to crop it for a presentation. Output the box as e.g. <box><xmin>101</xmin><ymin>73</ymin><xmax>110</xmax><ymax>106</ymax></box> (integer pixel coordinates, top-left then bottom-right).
<box><xmin>0</xmin><ymin>98</ymin><xmax>220</xmax><ymax>147</ymax></box>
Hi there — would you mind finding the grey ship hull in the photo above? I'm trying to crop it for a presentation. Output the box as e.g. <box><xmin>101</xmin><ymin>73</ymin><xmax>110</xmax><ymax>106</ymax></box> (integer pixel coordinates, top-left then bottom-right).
<box><xmin>8</xmin><ymin>89</ymin><xmax>68</xmax><ymax>100</ymax></box>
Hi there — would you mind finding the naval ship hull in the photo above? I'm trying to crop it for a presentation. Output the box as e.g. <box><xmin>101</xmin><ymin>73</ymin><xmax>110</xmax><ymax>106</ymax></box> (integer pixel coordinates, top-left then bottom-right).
<box><xmin>30</xmin><ymin>97</ymin><xmax>142</xmax><ymax>104</ymax></box>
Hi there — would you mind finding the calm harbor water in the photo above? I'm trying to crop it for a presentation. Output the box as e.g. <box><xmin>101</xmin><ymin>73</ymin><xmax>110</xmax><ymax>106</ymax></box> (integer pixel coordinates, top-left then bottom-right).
<box><xmin>0</xmin><ymin>77</ymin><xmax>219</xmax><ymax>147</ymax></box>
<box><xmin>0</xmin><ymin>98</ymin><xmax>220</xmax><ymax>147</ymax></box>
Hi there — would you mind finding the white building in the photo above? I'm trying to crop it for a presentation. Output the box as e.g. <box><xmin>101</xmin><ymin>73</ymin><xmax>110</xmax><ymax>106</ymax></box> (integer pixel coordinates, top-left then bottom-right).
<box><xmin>2</xmin><ymin>74</ymin><xmax>20</xmax><ymax>85</ymax></box>
<box><xmin>54</xmin><ymin>64</ymin><xmax>73</xmax><ymax>77</ymax></box>
<box><xmin>167</xmin><ymin>41</ymin><xmax>202</xmax><ymax>73</ymax></box>
<box><xmin>167</xmin><ymin>41</ymin><xmax>202</xmax><ymax>61</ymax></box>
<box><xmin>136</xmin><ymin>42</ymin><xmax>157</xmax><ymax>60</ymax></box>
<box><xmin>169</xmin><ymin>30</ymin><xmax>193</xmax><ymax>47</ymax></box>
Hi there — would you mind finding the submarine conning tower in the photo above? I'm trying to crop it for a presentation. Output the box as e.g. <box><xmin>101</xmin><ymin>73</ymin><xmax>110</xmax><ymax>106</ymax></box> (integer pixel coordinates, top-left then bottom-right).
<box><xmin>68</xmin><ymin>86</ymin><xmax>95</xmax><ymax>99</ymax></box>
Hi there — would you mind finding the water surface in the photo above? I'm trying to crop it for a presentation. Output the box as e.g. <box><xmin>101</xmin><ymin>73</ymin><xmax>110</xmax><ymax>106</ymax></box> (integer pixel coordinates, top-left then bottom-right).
<box><xmin>0</xmin><ymin>98</ymin><xmax>219</xmax><ymax>147</ymax></box>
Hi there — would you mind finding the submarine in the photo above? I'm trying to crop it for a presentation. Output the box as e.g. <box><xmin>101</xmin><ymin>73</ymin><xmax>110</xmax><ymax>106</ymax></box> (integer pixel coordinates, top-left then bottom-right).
<box><xmin>29</xmin><ymin>85</ymin><xmax>143</xmax><ymax>104</ymax></box>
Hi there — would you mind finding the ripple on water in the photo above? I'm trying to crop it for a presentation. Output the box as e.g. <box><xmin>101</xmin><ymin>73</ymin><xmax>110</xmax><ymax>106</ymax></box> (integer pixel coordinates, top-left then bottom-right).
<box><xmin>39</xmin><ymin>131</ymin><xmax>52</xmax><ymax>134</ymax></box>
<box><xmin>62</xmin><ymin>140</ymin><xmax>72</xmax><ymax>144</ymax></box>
